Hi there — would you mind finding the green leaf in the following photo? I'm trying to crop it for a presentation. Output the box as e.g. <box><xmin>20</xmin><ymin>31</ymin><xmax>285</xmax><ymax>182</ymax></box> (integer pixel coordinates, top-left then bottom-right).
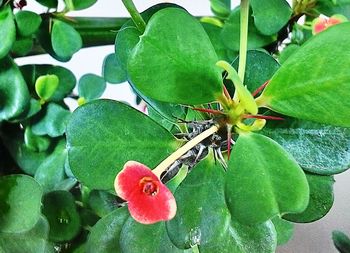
<box><xmin>210</xmin><ymin>0</ymin><xmax>231</xmax><ymax>18</ymax></box>
<box><xmin>31</xmin><ymin>103</ymin><xmax>70</xmax><ymax>137</ymax></box>
<box><xmin>167</xmin><ymin>159</ymin><xmax>230</xmax><ymax>249</ymax></box>
<box><xmin>34</xmin><ymin>140</ymin><xmax>67</xmax><ymax>193</ymax></box>
<box><xmin>64</xmin><ymin>0</ymin><xmax>97</xmax><ymax>10</ymax></box>
<box><xmin>35</xmin><ymin>0</ymin><xmax>58</xmax><ymax>8</ymax></box>
<box><xmin>0</xmin><ymin>57</ymin><xmax>30</xmax><ymax>121</ymax></box>
<box><xmin>86</xmin><ymin>207</ymin><xmax>129</xmax><ymax>253</ymax></box>
<box><xmin>261</xmin><ymin>119</ymin><xmax>350</xmax><ymax>175</ymax></box>
<box><xmin>0</xmin><ymin>174</ymin><xmax>43</xmax><ymax>233</ymax></box>
<box><xmin>120</xmin><ymin>218</ymin><xmax>183</xmax><ymax>253</ymax></box>
<box><xmin>0</xmin><ymin>125</ymin><xmax>56</xmax><ymax>175</ymax></box>
<box><xmin>21</xmin><ymin>64</ymin><xmax>76</xmax><ymax>102</ymax></box>
<box><xmin>202</xmin><ymin>22</ymin><xmax>236</xmax><ymax>62</ymax></box>
<box><xmin>278</xmin><ymin>44</ymin><xmax>300</xmax><ymax>64</ymax></box>
<box><xmin>167</xmin><ymin>158</ymin><xmax>277</xmax><ymax>253</ymax></box>
<box><xmin>333</xmin><ymin>230</ymin><xmax>350</xmax><ymax>253</ymax></box>
<box><xmin>11</xmin><ymin>36</ymin><xmax>34</xmax><ymax>57</ymax></box>
<box><xmin>78</xmin><ymin>73</ymin><xmax>106</xmax><ymax>101</ymax></box>
<box><xmin>259</xmin><ymin>23</ymin><xmax>350</xmax><ymax>127</ymax></box>
<box><xmin>66</xmin><ymin>99</ymin><xmax>178</xmax><ymax>190</ymax></box>
<box><xmin>24</xmin><ymin>126</ymin><xmax>51</xmax><ymax>152</ymax></box>
<box><xmin>225</xmin><ymin>132</ymin><xmax>309</xmax><ymax>224</ymax></box>
<box><xmin>102</xmin><ymin>53</ymin><xmax>127</xmax><ymax>84</ymax></box>
<box><xmin>35</xmin><ymin>74</ymin><xmax>59</xmax><ymax>101</ymax></box>
<box><xmin>232</xmin><ymin>50</ymin><xmax>280</xmax><ymax>93</ymax></box>
<box><xmin>250</xmin><ymin>0</ymin><xmax>292</xmax><ymax>35</ymax></box>
<box><xmin>284</xmin><ymin>173</ymin><xmax>334</xmax><ymax>223</ymax></box>
<box><xmin>42</xmin><ymin>190</ymin><xmax>81</xmax><ymax>242</ymax></box>
<box><xmin>317</xmin><ymin>0</ymin><xmax>350</xmax><ymax>18</ymax></box>
<box><xmin>128</xmin><ymin>8</ymin><xmax>222</xmax><ymax>105</ymax></box>
<box><xmin>221</xmin><ymin>7</ymin><xmax>276</xmax><ymax>51</ymax></box>
<box><xmin>15</xmin><ymin>11</ymin><xmax>42</xmax><ymax>37</ymax></box>
<box><xmin>0</xmin><ymin>216</ymin><xmax>54</xmax><ymax>253</ymax></box>
<box><xmin>51</xmin><ymin>20</ymin><xmax>82</xmax><ymax>60</ymax></box>
<box><xmin>271</xmin><ymin>217</ymin><xmax>294</xmax><ymax>245</ymax></box>
<box><xmin>0</xmin><ymin>5</ymin><xmax>15</xmax><ymax>59</ymax></box>
<box><xmin>88</xmin><ymin>190</ymin><xmax>117</xmax><ymax>218</ymax></box>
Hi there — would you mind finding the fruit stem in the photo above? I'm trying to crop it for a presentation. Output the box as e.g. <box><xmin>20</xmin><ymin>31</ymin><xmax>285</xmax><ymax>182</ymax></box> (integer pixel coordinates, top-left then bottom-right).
<box><xmin>153</xmin><ymin>125</ymin><xmax>220</xmax><ymax>177</ymax></box>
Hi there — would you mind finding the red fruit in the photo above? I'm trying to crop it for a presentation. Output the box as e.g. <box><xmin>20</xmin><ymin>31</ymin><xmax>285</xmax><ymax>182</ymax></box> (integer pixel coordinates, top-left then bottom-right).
<box><xmin>114</xmin><ymin>161</ymin><xmax>177</xmax><ymax>224</ymax></box>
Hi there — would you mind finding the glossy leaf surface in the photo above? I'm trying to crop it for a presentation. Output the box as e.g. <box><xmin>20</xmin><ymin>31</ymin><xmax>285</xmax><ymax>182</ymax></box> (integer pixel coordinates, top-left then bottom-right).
<box><xmin>78</xmin><ymin>73</ymin><xmax>106</xmax><ymax>101</ymax></box>
<box><xmin>250</xmin><ymin>0</ymin><xmax>292</xmax><ymax>35</ymax></box>
<box><xmin>259</xmin><ymin>23</ymin><xmax>350</xmax><ymax>127</ymax></box>
<box><xmin>64</xmin><ymin>0</ymin><xmax>97</xmax><ymax>10</ymax></box>
<box><xmin>15</xmin><ymin>11</ymin><xmax>42</xmax><ymax>37</ymax></box>
<box><xmin>0</xmin><ymin>57</ymin><xmax>30</xmax><ymax>121</ymax></box>
<box><xmin>51</xmin><ymin>20</ymin><xmax>82</xmax><ymax>60</ymax></box>
<box><xmin>31</xmin><ymin>103</ymin><xmax>70</xmax><ymax>137</ymax></box>
<box><xmin>0</xmin><ymin>175</ymin><xmax>42</xmax><ymax>233</ymax></box>
<box><xmin>0</xmin><ymin>5</ymin><xmax>15</xmax><ymax>59</ymax></box>
<box><xmin>221</xmin><ymin>7</ymin><xmax>276</xmax><ymax>51</ymax></box>
<box><xmin>35</xmin><ymin>74</ymin><xmax>59</xmax><ymax>101</ymax></box>
<box><xmin>284</xmin><ymin>173</ymin><xmax>334</xmax><ymax>223</ymax></box>
<box><xmin>102</xmin><ymin>53</ymin><xmax>127</xmax><ymax>84</ymax></box>
<box><xmin>86</xmin><ymin>207</ymin><xmax>129</xmax><ymax>253</ymax></box>
<box><xmin>42</xmin><ymin>190</ymin><xmax>81</xmax><ymax>242</ymax></box>
<box><xmin>128</xmin><ymin>8</ymin><xmax>222</xmax><ymax>104</ymax></box>
<box><xmin>225</xmin><ymin>132</ymin><xmax>309</xmax><ymax>224</ymax></box>
<box><xmin>66</xmin><ymin>99</ymin><xmax>178</xmax><ymax>190</ymax></box>
<box><xmin>262</xmin><ymin>119</ymin><xmax>350</xmax><ymax>175</ymax></box>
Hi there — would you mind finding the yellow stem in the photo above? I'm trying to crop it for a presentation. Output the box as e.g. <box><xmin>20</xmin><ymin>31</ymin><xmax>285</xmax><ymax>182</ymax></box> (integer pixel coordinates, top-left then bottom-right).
<box><xmin>153</xmin><ymin>125</ymin><xmax>220</xmax><ymax>178</ymax></box>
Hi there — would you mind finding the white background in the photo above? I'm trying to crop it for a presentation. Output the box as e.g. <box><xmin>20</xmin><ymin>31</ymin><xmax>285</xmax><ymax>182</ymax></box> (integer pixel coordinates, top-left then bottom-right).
<box><xmin>16</xmin><ymin>1</ymin><xmax>350</xmax><ymax>252</ymax></box>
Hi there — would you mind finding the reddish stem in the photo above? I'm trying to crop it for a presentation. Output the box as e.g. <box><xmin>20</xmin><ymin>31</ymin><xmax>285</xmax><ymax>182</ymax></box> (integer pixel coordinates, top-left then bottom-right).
<box><xmin>192</xmin><ymin>107</ymin><xmax>224</xmax><ymax>115</ymax></box>
<box><xmin>227</xmin><ymin>130</ymin><xmax>232</xmax><ymax>160</ymax></box>
<box><xmin>243</xmin><ymin>114</ymin><xmax>285</xmax><ymax>121</ymax></box>
<box><xmin>223</xmin><ymin>85</ymin><xmax>232</xmax><ymax>100</ymax></box>
<box><xmin>252</xmin><ymin>80</ymin><xmax>270</xmax><ymax>97</ymax></box>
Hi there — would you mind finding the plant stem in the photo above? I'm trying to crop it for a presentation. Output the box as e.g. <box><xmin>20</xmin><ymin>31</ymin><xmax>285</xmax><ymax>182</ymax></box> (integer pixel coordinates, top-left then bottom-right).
<box><xmin>153</xmin><ymin>125</ymin><xmax>220</xmax><ymax>177</ymax></box>
<box><xmin>238</xmin><ymin>0</ymin><xmax>250</xmax><ymax>83</ymax></box>
<box><xmin>192</xmin><ymin>245</ymin><xmax>200</xmax><ymax>253</ymax></box>
<box><xmin>121</xmin><ymin>0</ymin><xmax>146</xmax><ymax>33</ymax></box>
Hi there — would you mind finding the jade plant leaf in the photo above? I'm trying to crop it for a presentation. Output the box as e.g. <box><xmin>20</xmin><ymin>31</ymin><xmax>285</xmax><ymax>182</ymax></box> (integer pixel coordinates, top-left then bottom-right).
<box><xmin>0</xmin><ymin>174</ymin><xmax>43</xmax><ymax>233</ymax></box>
<box><xmin>221</xmin><ymin>7</ymin><xmax>276</xmax><ymax>51</ymax></box>
<box><xmin>34</xmin><ymin>140</ymin><xmax>67</xmax><ymax>193</ymax></box>
<box><xmin>232</xmin><ymin>50</ymin><xmax>280</xmax><ymax>93</ymax></box>
<box><xmin>261</xmin><ymin>119</ymin><xmax>350</xmax><ymax>175</ymax></box>
<box><xmin>31</xmin><ymin>103</ymin><xmax>71</xmax><ymax>137</ymax></box>
<box><xmin>102</xmin><ymin>53</ymin><xmax>127</xmax><ymax>84</ymax></box>
<box><xmin>167</xmin><ymin>158</ymin><xmax>277</xmax><ymax>253</ymax></box>
<box><xmin>11</xmin><ymin>37</ymin><xmax>33</xmax><ymax>57</ymax></box>
<box><xmin>51</xmin><ymin>20</ymin><xmax>82</xmax><ymax>60</ymax></box>
<box><xmin>21</xmin><ymin>64</ymin><xmax>76</xmax><ymax>102</ymax></box>
<box><xmin>42</xmin><ymin>190</ymin><xmax>81</xmax><ymax>242</ymax></box>
<box><xmin>258</xmin><ymin>23</ymin><xmax>350</xmax><ymax>127</ymax></box>
<box><xmin>225</xmin><ymin>132</ymin><xmax>309</xmax><ymax>224</ymax></box>
<box><xmin>317</xmin><ymin>0</ymin><xmax>350</xmax><ymax>18</ymax></box>
<box><xmin>120</xmin><ymin>218</ymin><xmax>184</xmax><ymax>253</ymax></box>
<box><xmin>284</xmin><ymin>173</ymin><xmax>334</xmax><ymax>223</ymax></box>
<box><xmin>271</xmin><ymin>217</ymin><xmax>294</xmax><ymax>245</ymax></box>
<box><xmin>78</xmin><ymin>73</ymin><xmax>106</xmax><ymax>101</ymax></box>
<box><xmin>210</xmin><ymin>0</ymin><xmax>231</xmax><ymax>18</ymax></box>
<box><xmin>128</xmin><ymin>8</ymin><xmax>222</xmax><ymax>105</ymax></box>
<box><xmin>64</xmin><ymin>0</ymin><xmax>97</xmax><ymax>11</ymax></box>
<box><xmin>332</xmin><ymin>230</ymin><xmax>350</xmax><ymax>253</ymax></box>
<box><xmin>24</xmin><ymin>126</ymin><xmax>51</xmax><ymax>152</ymax></box>
<box><xmin>250</xmin><ymin>0</ymin><xmax>292</xmax><ymax>35</ymax></box>
<box><xmin>0</xmin><ymin>216</ymin><xmax>54</xmax><ymax>253</ymax></box>
<box><xmin>66</xmin><ymin>99</ymin><xmax>179</xmax><ymax>190</ymax></box>
<box><xmin>86</xmin><ymin>207</ymin><xmax>129</xmax><ymax>253</ymax></box>
<box><xmin>88</xmin><ymin>190</ymin><xmax>117</xmax><ymax>217</ymax></box>
<box><xmin>0</xmin><ymin>5</ymin><xmax>15</xmax><ymax>59</ymax></box>
<box><xmin>35</xmin><ymin>74</ymin><xmax>59</xmax><ymax>102</ymax></box>
<box><xmin>35</xmin><ymin>0</ymin><xmax>58</xmax><ymax>8</ymax></box>
<box><xmin>0</xmin><ymin>57</ymin><xmax>30</xmax><ymax>121</ymax></box>
<box><xmin>15</xmin><ymin>11</ymin><xmax>42</xmax><ymax>37</ymax></box>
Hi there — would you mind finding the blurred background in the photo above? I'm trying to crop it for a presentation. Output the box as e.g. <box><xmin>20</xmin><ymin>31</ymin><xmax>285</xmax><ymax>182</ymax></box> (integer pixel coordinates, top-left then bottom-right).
<box><xmin>16</xmin><ymin>1</ymin><xmax>350</xmax><ymax>252</ymax></box>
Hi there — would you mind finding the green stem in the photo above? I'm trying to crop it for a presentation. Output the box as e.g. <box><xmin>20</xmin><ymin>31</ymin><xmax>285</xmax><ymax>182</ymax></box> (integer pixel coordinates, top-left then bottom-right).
<box><xmin>238</xmin><ymin>0</ymin><xmax>250</xmax><ymax>83</ymax></box>
<box><xmin>192</xmin><ymin>245</ymin><xmax>200</xmax><ymax>253</ymax></box>
<box><xmin>121</xmin><ymin>0</ymin><xmax>146</xmax><ymax>33</ymax></box>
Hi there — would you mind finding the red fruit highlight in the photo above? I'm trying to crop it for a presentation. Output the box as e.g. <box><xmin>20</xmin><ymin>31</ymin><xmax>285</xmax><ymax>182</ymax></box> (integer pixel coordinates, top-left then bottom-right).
<box><xmin>114</xmin><ymin>161</ymin><xmax>177</xmax><ymax>224</ymax></box>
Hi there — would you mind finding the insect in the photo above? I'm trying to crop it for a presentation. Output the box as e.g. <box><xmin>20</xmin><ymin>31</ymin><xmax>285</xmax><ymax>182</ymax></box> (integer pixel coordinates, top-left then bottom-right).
<box><xmin>13</xmin><ymin>0</ymin><xmax>27</xmax><ymax>9</ymax></box>
<box><xmin>160</xmin><ymin>119</ymin><xmax>233</xmax><ymax>183</ymax></box>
